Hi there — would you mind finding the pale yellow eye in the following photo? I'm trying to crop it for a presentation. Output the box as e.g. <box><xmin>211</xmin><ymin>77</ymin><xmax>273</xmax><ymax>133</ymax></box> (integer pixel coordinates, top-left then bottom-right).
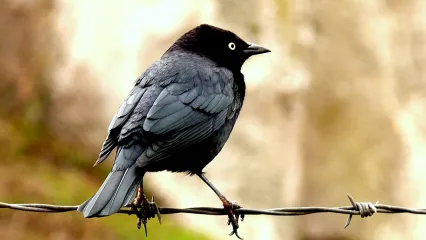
<box><xmin>228</xmin><ymin>42</ymin><xmax>236</xmax><ymax>50</ymax></box>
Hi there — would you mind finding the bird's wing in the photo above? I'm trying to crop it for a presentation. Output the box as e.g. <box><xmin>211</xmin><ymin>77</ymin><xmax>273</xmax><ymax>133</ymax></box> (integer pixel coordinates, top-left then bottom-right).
<box><xmin>123</xmin><ymin>67</ymin><xmax>235</xmax><ymax>165</ymax></box>
<box><xmin>94</xmin><ymin>85</ymin><xmax>148</xmax><ymax>166</ymax></box>
<box><xmin>143</xmin><ymin>69</ymin><xmax>234</xmax><ymax>134</ymax></box>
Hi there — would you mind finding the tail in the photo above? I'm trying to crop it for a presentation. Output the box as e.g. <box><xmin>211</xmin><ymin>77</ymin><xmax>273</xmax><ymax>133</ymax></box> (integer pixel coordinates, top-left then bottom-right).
<box><xmin>78</xmin><ymin>146</ymin><xmax>145</xmax><ymax>218</ymax></box>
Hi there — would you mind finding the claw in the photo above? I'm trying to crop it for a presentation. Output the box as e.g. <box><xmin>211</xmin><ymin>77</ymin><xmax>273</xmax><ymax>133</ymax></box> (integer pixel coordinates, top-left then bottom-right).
<box><xmin>223</xmin><ymin>200</ymin><xmax>244</xmax><ymax>240</ymax></box>
<box><xmin>130</xmin><ymin>189</ymin><xmax>161</xmax><ymax>237</ymax></box>
<box><xmin>137</xmin><ymin>218</ymin><xmax>142</xmax><ymax>229</ymax></box>
<box><xmin>130</xmin><ymin>202</ymin><xmax>143</xmax><ymax>229</ymax></box>
<box><xmin>229</xmin><ymin>229</ymin><xmax>244</xmax><ymax>240</ymax></box>
<box><xmin>143</xmin><ymin>220</ymin><xmax>148</xmax><ymax>237</ymax></box>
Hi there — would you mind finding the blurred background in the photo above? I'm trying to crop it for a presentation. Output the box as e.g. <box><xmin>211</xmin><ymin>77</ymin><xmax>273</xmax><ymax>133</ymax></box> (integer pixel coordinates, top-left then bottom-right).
<box><xmin>1</xmin><ymin>0</ymin><xmax>426</xmax><ymax>239</ymax></box>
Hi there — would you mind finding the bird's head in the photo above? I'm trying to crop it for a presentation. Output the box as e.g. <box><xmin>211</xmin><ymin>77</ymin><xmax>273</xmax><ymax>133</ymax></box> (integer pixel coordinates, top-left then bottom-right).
<box><xmin>165</xmin><ymin>24</ymin><xmax>271</xmax><ymax>71</ymax></box>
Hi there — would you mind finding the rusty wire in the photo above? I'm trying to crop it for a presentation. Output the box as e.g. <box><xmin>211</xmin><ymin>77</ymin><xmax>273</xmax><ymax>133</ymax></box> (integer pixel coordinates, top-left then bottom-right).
<box><xmin>1</xmin><ymin>194</ymin><xmax>426</xmax><ymax>228</ymax></box>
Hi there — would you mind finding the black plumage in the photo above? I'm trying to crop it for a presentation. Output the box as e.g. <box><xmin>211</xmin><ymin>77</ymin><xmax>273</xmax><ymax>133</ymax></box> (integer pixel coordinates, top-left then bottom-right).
<box><xmin>78</xmin><ymin>24</ymin><xmax>270</xmax><ymax>237</ymax></box>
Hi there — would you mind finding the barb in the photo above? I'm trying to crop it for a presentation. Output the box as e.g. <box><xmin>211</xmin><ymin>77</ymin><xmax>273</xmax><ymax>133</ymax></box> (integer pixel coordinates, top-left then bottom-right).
<box><xmin>1</xmin><ymin>194</ymin><xmax>426</xmax><ymax>228</ymax></box>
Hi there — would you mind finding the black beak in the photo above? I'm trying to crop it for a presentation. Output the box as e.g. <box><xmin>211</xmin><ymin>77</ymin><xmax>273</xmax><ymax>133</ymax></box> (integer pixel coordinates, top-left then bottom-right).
<box><xmin>243</xmin><ymin>42</ymin><xmax>271</xmax><ymax>56</ymax></box>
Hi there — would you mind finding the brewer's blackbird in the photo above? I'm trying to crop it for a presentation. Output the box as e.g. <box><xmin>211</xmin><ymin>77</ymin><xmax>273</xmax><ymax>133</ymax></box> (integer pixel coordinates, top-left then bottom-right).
<box><xmin>78</xmin><ymin>24</ymin><xmax>270</xmax><ymax>239</ymax></box>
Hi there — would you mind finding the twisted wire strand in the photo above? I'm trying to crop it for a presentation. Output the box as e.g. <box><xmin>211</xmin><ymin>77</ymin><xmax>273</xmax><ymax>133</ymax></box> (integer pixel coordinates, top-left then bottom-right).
<box><xmin>1</xmin><ymin>194</ymin><xmax>426</xmax><ymax>227</ymax></box>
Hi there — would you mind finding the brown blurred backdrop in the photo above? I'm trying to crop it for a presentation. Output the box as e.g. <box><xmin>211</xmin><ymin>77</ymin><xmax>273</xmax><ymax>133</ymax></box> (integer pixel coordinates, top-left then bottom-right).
<box><xmin>1</xmin><ymin>0</ymin><xmax>426</xmax><ymax>239</ymax></box>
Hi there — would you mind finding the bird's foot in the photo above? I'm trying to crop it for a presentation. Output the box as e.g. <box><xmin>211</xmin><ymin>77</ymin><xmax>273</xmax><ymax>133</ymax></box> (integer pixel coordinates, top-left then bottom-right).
<box><xmin>223</xmin><ymin>200</ymin><xmax>244</xmax><ymax>240</ymax></box>
<box><xmin>130</xmin><ymin>194</ymin><xmax>161</xmax><ymax>237</ymax></box>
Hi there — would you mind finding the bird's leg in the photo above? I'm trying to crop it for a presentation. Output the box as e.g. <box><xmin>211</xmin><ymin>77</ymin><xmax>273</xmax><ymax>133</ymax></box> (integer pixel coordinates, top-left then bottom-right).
<box><xmin>129</xmin><ymin>184</ymin><xmax>161</xmax><ymax>237</ymax></box>
<box><xmin>132</xmin><ymin>186</ymin><xmax>148</xmax><ymax>231</ymax></box>
<box><xmin>197</xmin><ymin>173</ymin><xmax>244</xmax><ymax>240</ymax></box>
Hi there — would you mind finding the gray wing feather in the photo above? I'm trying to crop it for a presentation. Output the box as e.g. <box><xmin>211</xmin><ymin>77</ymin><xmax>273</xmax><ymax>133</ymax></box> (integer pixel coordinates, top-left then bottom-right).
<box><xmin>94</xmin><ymin>86</ymin><xmax>147</xmax><ymax>166</ymax></box>
<box><xmin>135</xmin><ymin>68</ymin><xmax>234</xmax><ymax>166</ymax></box>
<box><xmin>119</xmin><ymin>87</ymin><xmax>163</xmax><ymax>140</ymax></box>
<box><xmin>109</xmin><ymin>87</ymin><xmax>147</xmax><ymax>131</ymax></box>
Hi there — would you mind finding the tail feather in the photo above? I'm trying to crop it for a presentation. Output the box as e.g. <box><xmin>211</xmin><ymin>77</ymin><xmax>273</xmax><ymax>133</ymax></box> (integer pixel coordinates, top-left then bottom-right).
<box><xmin>123</xmin><ymin>176</ymin><xmax>141</xmax><ymax>206</ymax></box>
<box><xmin>98</xmin><ymin>166</ymin><xmax>142</xmax><ymax>216</ymax></box>
<box><xmin>77</xmin><ymin>164</ymin><xmax>142</xmax><ymax>218</ymax></box>
<box><xmin>77</xmin><ymin>171</ymin><xmax>118</xmax><ymax>216</ymax></box>
<box><xmin>79</xmin><ymin>144</ymin><xmax>146</xmax><ymax>218</ymax></box>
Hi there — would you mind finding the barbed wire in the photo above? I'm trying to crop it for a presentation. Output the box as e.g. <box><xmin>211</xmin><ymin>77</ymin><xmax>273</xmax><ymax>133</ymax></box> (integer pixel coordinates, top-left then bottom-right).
<box><xmin>1</xmin><ymin>194</ymin><xmax>426</xmax><ymax>229</ymax></box>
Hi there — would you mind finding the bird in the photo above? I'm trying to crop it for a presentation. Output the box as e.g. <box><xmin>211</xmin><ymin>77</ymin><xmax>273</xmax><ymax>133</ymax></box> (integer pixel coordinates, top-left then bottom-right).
<box><xmin>77</xmin><ymin>24</ymin><xmax>270</xmax><ymax>239</ymax></box>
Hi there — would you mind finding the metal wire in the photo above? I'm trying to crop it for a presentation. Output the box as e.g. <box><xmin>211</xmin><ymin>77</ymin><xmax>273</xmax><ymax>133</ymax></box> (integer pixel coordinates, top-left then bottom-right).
<box><xmin>1</xmin><ymin>194</ymin><xmax>426</xmax><ymax>228</ymax></box>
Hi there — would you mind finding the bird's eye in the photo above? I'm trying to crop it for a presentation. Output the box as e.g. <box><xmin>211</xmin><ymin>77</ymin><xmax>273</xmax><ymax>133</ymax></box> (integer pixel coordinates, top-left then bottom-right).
<box><xmin>228</xmin><ymin>42</ymin><xmax>236</xmax><ymax>50</ymax></box>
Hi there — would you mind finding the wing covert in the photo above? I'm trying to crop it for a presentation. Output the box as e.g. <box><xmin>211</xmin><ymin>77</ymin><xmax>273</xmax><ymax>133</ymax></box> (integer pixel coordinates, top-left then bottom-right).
<box><xmin>138</xmin><ymin>68</ymin><xmax>235</xmax><ymax>165</ymax></box>
<box><xmin>95</xmin><ymin>85</ymin><xmax>147</xmax><ymax>166</ymax></box>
